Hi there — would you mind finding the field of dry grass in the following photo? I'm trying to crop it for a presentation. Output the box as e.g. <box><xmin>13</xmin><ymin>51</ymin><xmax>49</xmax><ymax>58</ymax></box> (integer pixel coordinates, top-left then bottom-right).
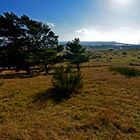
<box><xmin>0</xmin><ymin>66</ymin><xmax>139</xmax><ymax>140</ymax></box>
<box><xmin>0</xmin><ymin>49</ymin><xmax>140</xmax><ymax>140</ymax></box>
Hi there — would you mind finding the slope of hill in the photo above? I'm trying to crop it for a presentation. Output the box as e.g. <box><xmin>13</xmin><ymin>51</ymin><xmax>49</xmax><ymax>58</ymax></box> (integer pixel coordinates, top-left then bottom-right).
<box><xmin>59</xmin><ymin>41</ymin><xmax>140</xmax><ymax>50</ymax></box>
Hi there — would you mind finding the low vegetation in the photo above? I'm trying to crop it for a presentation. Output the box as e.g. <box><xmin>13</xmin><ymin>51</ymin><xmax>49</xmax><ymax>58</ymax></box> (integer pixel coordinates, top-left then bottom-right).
<box><xmin>52</xmin><ymin>66</ymin><xmax>83</xmax><ymax>100</ymax></box>
<box><xmin>110</xmin><ymin>67</ymin><xmax>140</xmax><ymax>77</ymax></box>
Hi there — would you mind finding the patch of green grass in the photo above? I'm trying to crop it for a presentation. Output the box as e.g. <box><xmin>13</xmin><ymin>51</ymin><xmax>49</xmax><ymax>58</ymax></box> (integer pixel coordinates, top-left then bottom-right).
<box><xmin>110</xmin><ymin>67</ymin><xmax>140</xmax><ymax>77</ymax></box>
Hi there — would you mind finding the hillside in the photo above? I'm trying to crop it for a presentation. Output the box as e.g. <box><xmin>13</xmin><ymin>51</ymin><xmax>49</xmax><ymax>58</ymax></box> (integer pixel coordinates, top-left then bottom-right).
<box><xmin>59</xmin><ymin>41</ymin><xmax>140</xmax><ymax>50</ymax></box>
<box><xmin>0</xmin><ymin>50</ymin><xmax>140</xmax><ymax>139</ymax></box>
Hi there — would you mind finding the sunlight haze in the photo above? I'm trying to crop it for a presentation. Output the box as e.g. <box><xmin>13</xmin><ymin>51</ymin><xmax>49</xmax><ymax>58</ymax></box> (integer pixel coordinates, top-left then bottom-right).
<box><xmin>0</xmin><ymin>0</ymin><xmax>140</xmax><ymax>44</ymax></box>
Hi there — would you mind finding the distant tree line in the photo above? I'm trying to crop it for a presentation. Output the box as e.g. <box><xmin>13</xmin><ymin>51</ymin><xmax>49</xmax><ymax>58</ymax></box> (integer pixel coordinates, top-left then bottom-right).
<box><xmin>0</xmin><ymin>12</ymin><xmax>88</xmax><ymax>74</ymax></box>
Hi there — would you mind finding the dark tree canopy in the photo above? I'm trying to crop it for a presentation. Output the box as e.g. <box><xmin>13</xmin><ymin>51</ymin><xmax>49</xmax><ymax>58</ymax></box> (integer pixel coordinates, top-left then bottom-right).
<box><xmin>0</xmin><ymin>12</ymin><xmax>59</xmax><ymax>74</ymax></box>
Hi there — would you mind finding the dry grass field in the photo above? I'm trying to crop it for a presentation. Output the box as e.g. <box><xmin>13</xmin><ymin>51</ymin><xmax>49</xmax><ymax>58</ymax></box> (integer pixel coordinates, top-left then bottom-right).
<box><xmin>0</xmin><ymin>50</ymin><xmax>140</xmax><ymax>140</ymax></box>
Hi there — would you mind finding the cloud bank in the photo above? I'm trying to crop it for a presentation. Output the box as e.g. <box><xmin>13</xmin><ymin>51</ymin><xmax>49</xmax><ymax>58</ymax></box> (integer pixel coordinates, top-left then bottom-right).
<box><xmin>75</xmin><ymin>27</ymin><xmax>140</xmax><ymax>44</ymax></box>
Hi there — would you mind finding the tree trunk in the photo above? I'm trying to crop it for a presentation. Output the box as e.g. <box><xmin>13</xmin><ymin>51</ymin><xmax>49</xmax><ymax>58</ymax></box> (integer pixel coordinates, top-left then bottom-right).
<box><xmin>25</xmin><ymin>66</ymin><xmax>31</xmax><ymax>75</ymax></box>
<box><xmin>26</xmin><ymin>68</ymin><xmax>31</xmax><ymax>75</ymax></box>
<box><xmin>76</xmin><ymin>64</ymin><xmax>80</xmax><ymax>71</ymax></box>
<box><xmin>44</xmin><ymin>65</ymin><xmax>49</xmax><ymax>75</ymax></box>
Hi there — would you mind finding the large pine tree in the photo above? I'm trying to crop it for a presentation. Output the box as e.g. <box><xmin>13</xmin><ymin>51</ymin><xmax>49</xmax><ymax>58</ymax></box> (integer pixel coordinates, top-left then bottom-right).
<box><xmin>0</xmin><ymin>12</ymin><xmax>59</xmax><ymax>74</ymax></box>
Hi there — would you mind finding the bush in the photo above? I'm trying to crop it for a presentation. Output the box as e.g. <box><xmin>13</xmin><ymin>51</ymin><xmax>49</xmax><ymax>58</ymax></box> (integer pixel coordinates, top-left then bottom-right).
<box><xmin>52</xmin><ymin>66</ymin><xmax>83</xmax><ymax>99</ymax></box>
<box><xmin>110</xmin><ymin>67</ymin><xmax>140</xmax><ymax>78</ymax></box>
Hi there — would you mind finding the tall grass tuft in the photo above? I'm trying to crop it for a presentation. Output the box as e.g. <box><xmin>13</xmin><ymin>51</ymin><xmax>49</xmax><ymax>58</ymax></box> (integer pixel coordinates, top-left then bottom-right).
<box><xmin>52</xmin><ymin>66</ymin><xmax>83</xmax><ymax>99</ymax></box>
<box><xmin>110</xmin><ymin>67</ymin><xmax>140</xmax><ymax>78</ymax></box>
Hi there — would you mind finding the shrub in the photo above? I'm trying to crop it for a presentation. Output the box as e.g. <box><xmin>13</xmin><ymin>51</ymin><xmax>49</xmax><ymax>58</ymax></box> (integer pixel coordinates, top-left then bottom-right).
<box><xmin>52</xmin><ymin>66</ymin><xmax>83</xmax><ymax>99</ymax></box>
<box><xmin>110</xmin><ymin>67</ymin><xmax>140</xmax><ymax>78</ymax></box>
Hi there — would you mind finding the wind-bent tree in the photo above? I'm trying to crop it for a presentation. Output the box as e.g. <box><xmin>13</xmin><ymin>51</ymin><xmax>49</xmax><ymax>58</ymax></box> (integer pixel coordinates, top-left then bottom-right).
<box><xmin>0</xmin><ymin>12</ymin><xmax>59</xmax><ymax>74</ymax></box>
<box><xmin>66</xmin><ymin>38</ymin><xmax>89</xmax><ymax>71</ymax></box>
<box><xmin>0</xmin><ymin>12</ymin><xmax>31</xmax><ymax>73</ymax></box>
<box><xmin>21</xmin><ymin>15</ymin><xmax>59</xmax><ymax>74</ymax></box>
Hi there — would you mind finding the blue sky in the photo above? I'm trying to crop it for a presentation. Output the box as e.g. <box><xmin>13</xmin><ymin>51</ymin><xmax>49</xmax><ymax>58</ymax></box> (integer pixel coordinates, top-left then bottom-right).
<box><xmin>0</xmin><ymin>0</ymin><xmax>140</xmax><ymax>44</ymax></box>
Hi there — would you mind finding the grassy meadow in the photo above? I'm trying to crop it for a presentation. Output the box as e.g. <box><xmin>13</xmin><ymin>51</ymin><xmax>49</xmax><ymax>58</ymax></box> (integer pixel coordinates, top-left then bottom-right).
<box><xmin>0</xmin><ymin>49</ymin><xmax>140</xmax><ymax>140</ymax></box>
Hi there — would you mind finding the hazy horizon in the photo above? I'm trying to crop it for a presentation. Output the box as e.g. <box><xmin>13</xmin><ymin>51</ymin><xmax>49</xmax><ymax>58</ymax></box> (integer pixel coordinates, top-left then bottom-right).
<box><xmin>1</xmin><ymin>0</ymin><xmax>140</xmax><ymax>44</ymax></box>
<box><xmin>59</xmin><ymin>40</ymin><xmax>140</xmax><ymax>45</ymax></box>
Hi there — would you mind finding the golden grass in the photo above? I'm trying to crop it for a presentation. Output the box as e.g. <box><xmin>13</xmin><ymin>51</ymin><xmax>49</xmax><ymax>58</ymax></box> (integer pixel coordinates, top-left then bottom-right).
<box><xmin>0</xmin><ymin>65</ymin><xmax>140</xmax><ymax>139</ymax></box>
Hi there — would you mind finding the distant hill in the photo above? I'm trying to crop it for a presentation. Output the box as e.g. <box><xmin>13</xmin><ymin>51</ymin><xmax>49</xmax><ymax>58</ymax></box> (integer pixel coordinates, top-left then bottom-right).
<box><xmin>59</xmin><ymin>41</ymin><xmax>140</xmax><ymax>50</ymax></box>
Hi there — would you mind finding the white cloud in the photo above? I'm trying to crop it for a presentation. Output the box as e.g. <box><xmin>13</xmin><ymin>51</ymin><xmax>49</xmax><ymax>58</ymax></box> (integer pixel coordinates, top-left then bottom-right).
<box><xmin>47</xmin><ymin>22</ymin><xmax>55</xmax><ymax>28</ymax></box>
<box><xmin>75</xmin><ymin>27</ymin><xmax>140</xmax><ymax>44</ymax></box>
<box><xmin>75</xmin><ymin>28</ymin><xmax>90</xmax><ymax>34</ymax></box>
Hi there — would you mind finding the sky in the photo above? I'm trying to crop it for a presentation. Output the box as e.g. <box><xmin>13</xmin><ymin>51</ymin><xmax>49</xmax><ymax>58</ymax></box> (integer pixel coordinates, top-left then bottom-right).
<box><xmin>0</xmin><ymin>0</ymin><xmax>140</xmax><ymax>44</ymax></box>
